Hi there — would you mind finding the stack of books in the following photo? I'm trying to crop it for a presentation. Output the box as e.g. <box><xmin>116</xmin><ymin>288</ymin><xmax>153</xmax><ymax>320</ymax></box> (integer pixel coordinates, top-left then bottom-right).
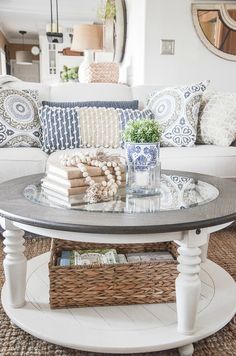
<box><xmin>57</xmin><ymin>248</ymin><xmax>175</xmax><ymax>266</ymax></box>
<box><xmin>42</xmin><ymin>161</ymin><xmax>125</xmax><ymax>208</ymax></box>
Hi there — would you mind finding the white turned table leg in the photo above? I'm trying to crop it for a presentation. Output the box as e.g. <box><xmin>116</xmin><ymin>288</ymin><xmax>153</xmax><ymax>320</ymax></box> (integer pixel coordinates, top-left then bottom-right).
<box><xmin>175</xmin><ymin>229</ymin><xmax>208</xmax><ymax>335</ymax></box>
<box><xmin>10</xmin><ymin>320</ymin><xmax>18</xmax><ymax>329</ymax></box>
<box><xmin>2</xmin><ymin>219</ymin><xmax>26</xmax><ymax>308</ymax></box>
<box><xmin>200</xmin><ymin>234</ymin><xmax>209</xmax><ymax>263</ymax></box>
<box><xmin>178</xmin><ymin>343</ymin><xmax>194</xmax><ymax>356</ymax></box>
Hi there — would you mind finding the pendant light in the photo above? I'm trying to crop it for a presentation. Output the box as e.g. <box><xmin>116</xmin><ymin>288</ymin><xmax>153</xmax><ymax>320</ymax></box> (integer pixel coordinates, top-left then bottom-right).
<box><xmin>16</xmin><ymin>31</ymin><xmax>32</xmax><ymax>65</ymax></box>
<box><xmin>46</xmin><ymin>0</ymin><xmax>63</xmax><ymax>43</ymax></box>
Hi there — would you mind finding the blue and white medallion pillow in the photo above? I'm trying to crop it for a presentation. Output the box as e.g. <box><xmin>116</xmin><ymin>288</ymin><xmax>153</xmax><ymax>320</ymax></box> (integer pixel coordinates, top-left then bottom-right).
<box><xmin>0</xmin><ymin>88</ymin><xmax>40</xmax><ymax>147</ymax></box>
<box><xmin>147</xmin><ymin>81</ymin><xmax>209</xmax><ymax>147</ymax></box>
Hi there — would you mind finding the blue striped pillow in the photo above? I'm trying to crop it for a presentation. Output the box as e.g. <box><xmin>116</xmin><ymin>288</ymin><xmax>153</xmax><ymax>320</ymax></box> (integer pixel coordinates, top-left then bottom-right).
<box><xmin>42</xmin><ymin>100</ymin><xmax>139</xmax><ymax>110</ymax></box>
<box><xmin>117</xmin><ymin>108</ymin><xmax>154</xmax><ymax>147</ymax></box>
<box><xmin>39</xmin><ymin>106</ymin><xmax>80</xmax><ymax>153</ymax></box>
<box><xmin>39</xmin><ymin>106</ymin><xmax>153</xmax><ymax>152</ymax></box>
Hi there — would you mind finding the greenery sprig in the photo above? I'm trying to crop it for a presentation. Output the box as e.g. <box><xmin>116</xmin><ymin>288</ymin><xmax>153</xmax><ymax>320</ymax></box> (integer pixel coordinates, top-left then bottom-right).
<box><xmin>97</xmin><ymin>0</ymin><xmax>116</xmax><ymax>21</ymax></box>
<box><xmin>123</xmin><ymin>119</ymin><xmax>162</xmax><ymax>143</ymax></box>
<box><xmin>60</xmin><ymin>65</ymin><xmax>79</xmax><ymax>82</ymax></box>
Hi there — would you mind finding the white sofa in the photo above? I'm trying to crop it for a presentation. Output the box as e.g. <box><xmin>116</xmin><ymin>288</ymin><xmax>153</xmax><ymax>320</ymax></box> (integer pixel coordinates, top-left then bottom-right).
<box><xmin>1</xmin><ymin>81</ymin><xmax>236</xmax><ymax>184</ymax></box>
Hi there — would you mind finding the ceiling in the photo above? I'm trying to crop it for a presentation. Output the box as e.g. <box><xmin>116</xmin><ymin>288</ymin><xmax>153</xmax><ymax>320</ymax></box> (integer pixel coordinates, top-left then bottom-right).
<box><xmin>0</xmin><ymin>0</ymin><xmax>104</xmax><ymax>44</ymax></box>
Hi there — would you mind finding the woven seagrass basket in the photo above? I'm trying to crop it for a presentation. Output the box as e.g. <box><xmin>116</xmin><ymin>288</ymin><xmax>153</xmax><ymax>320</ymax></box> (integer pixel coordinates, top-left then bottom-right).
<box><xmin>87</xmin><ymin>62</ymin><xmax>119</xmax><ymax>83</ymax></box>
<box><xmin>49</xmin><ymin>239</ymin><xmax>178</xmax><ymax>309</ymax></box>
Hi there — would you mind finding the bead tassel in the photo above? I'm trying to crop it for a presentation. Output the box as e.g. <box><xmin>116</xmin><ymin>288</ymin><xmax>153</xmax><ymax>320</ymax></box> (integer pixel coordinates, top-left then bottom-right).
<box><xmin>59</xmin><ymin>149</ymin><xmax>124</xmax><ymax>204</ymax></box>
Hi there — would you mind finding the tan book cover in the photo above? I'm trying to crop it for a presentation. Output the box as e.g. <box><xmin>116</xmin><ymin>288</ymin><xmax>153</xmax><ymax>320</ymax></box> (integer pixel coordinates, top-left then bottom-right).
<box><xmin>46</xmin><ymin>195</ymin><xmax>76</xmax><ymax>208</ymax></box>
<box><xmin>42</xmin><ymin>178</ymin><xmax>87</xmax><ymax>196</ymax></box>
<box><xmin>42</xmin><ymin>187</ymin><xmax>83</xmax><ymax>204</ymax></box>
<box><xmin>46</xmin><ymin>173</ymin><xmax>105</xmax><ymax>188</ymax></box>
<box><xmin>47</xmin><ymin>161</ymin><xmax>126</xmax><ymax>180</ymax></box>
<box><xmin>46</xmin><ymin>162</ymin><xmax>103</xmax><ymax>179</ymax></box>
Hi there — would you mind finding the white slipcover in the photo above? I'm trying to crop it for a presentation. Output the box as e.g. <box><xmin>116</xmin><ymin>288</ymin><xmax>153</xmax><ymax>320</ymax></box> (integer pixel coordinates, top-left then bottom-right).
<box><xmin>0</xmin><ymin>80</ymin><xmax>236</xmax><ymax>183</ymax></box>
<box><xmin>49</xmin><ymin>83</ymin><xmax>133</xmax><ymax>102</ymax></box>
<box><xmin>0</xmin><ymin>148</ymin><xmax>48</xmax><ymax>184</ymax></box>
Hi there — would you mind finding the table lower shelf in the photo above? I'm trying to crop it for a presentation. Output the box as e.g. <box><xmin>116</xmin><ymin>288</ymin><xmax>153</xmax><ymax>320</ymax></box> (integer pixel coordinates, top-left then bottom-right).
<box><xmin>2</xmin><ymin>252</ymin><xmax>236</xmax><ymax>354</ymax></box>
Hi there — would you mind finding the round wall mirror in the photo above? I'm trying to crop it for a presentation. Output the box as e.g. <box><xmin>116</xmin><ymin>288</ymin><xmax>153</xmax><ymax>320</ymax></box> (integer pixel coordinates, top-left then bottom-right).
<box><xmin>192</xmin><ymin>3</ymin><xmax>236</xmax><ymax>61</ymax></box>
<box><xmin>103</xmin><ymin>0</ymin><xmax>127</xmax><ymax>63</ymax></box>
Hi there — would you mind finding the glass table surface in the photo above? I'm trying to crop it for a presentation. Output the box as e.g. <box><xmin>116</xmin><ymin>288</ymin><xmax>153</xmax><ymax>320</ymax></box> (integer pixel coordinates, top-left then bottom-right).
<box><xmin>23</xmin><ymin>173</ymin><xmax>219</xmax><ymax>214</ymax></box>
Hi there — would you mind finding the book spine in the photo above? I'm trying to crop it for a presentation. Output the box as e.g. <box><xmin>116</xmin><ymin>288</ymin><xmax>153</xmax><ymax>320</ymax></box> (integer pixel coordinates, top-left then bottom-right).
<box><xmin>46</xmin><ymin>173</ymin><xmax>106</xmax><ymax>188</ymax></box>
<box><xmin>45</xmin><ymin>194</ymin><xmax>79</xmax><ymax>208</ymax></box>
<box><xmin>42</xmin><ymin>177</ymin><xmax>90</xmax><ymax>195</ymax></box>
<box><xmin>47</xmin><ymin>163</ymin><xmax>106</xmax><ymax>179</ymax></box>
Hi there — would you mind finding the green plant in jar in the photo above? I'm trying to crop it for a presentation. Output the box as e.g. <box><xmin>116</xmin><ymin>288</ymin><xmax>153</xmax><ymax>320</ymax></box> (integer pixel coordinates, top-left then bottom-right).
<box><xmin>123</xmin><ymin>119</ymin><xmax>162</xmax><ymax>143</ymax></box>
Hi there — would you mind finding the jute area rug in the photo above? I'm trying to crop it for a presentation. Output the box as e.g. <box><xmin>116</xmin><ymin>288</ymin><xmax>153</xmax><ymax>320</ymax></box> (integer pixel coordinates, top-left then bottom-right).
<box><xmin>0</xmin><ymin>227</ymin><xmax>235</xmax><ymax>356</ymax></box>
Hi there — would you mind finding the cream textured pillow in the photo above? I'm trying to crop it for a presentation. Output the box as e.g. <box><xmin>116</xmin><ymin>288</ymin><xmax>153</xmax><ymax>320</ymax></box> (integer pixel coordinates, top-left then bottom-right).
<box><xmin>197</xmin><ymin>92</ymin><xmax>236</xmax><ymax>146</ymax></box>
<box><xmin>77</xmin><ymin>107</ymin><xmax>154</xmax><ymax>148</ymax></box>
<box><xmin>78</xmin><ymin>107</ymin><xmax>120</xmax><ymax>148</ymax></box>
<box><xmin>147</xmin><ymin>81</ymin><xmax>209</xmax><ymax>147</ymax></box>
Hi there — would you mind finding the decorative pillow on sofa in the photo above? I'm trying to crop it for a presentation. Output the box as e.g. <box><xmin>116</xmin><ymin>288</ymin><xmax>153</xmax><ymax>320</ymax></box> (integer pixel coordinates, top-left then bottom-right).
<box><xmin>42</xmin><ymin>100</ymin><xmax>139</xmax><ymax>110</ymax></box>
<box><xmin>78</xmin><ymin>107</ymin><xmax>120</xmax><ymax>148</ymax></box>
<box><xmin>197</xmin><ymin>92</ymin><xmax>236</xmax><ymax>146</ymax></box>
<box><xmin>39</xmin><ymin>105</ymin><xmax>80</xmax><ymax>153</ymax></box>
<box><xmin>0</xmin><ymin>88</ymin><xmax>41</xmax><ymax>147</ymax></box>
<box><xmin>77</xmin><ymin>107</ymin><xmax>154</xmax><ymax>148</ymax></box>
<box><xmin>146</xmin><ymin>81</ymin><xmax>209</xmax><ymax>147</ymax></box>
<box><xmin>40</xmin><ymin>105</ymin><xmax>154</xmax><ymax>152</ymax></box>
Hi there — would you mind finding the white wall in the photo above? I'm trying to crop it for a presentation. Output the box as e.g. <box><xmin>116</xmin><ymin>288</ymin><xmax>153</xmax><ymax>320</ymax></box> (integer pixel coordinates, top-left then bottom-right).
<box><xmin>124</xmin><ymin>0</ymin><xmax>236</xmax><ymax>91</ymax></box>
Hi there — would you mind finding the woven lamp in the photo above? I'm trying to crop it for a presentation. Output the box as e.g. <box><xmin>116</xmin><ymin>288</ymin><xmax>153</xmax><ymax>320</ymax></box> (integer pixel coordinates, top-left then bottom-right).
<box><xmin>71</xmin><ymin>24</ymin><xmax>103</xmax><ymax>83</ymax></box>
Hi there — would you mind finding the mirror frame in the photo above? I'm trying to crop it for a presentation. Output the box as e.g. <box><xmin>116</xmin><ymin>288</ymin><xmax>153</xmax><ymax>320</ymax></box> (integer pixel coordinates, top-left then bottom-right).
<box><xmin>192</xmin><ymin>2</ymin><xmax>236</xmax><ymax>61</ymax></box>
<box><xmin>103</xmin><ymin>0</ymin><xmax>127</xmax><ymax>63</ymax></box>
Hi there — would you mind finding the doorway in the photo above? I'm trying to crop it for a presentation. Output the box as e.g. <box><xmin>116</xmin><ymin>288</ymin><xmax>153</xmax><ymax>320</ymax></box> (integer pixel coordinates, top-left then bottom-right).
<box><xmin>0</xmin><ymin>49</ymin><xmax>6</xmax><ymax>75</ymax></box>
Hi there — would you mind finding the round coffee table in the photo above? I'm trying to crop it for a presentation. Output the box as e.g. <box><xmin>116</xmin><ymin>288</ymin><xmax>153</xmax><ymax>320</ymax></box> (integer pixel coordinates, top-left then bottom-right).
<box><xmin>0</xmin><ymin>171</ymin><xmax>236</xmax><ymax>356</ymax></box>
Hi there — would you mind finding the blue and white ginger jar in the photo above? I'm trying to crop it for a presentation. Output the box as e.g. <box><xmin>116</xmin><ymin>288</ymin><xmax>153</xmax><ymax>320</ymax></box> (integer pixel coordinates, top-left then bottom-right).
<box><xmin>126</xmin><ymin>142</ymin><xmax>160</xmax><ymax>170</ymax></box>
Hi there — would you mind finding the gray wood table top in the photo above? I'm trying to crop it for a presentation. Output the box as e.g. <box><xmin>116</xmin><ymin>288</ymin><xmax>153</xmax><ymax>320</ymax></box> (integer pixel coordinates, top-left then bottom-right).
<box><xmin>0</xmin><ymin>172</ymin><xmax>236</xmax><ymax>234</ymax></box>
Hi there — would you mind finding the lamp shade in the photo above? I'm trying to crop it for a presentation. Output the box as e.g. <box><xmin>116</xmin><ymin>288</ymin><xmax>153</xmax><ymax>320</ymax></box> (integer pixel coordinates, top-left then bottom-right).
<box><xmin>16</xmin><ymin>50</ymin><xmax>32</xmax><ymax>65</ymax></box>
<box><xmin>71</xmin><ymin>24</ymin><xmax>103</xmax><ymax>51</ymax></box>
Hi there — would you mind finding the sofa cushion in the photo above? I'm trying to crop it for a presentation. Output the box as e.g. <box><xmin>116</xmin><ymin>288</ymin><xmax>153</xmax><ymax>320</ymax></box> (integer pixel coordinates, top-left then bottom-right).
<box><xmin>49</xmin><ymin>83</ymin><xmax>133</xmax><ymax>102</ymax></box>
<box><xmin>0</xmin><ymin>88</ymin><xmax>41</xmax><ymax>147</ymax></box>
<box><xmin>42</xmin><ymin>100</ymin><xmax>139</xmax><ymax>110</ymax></box>
<box><xmin>0</xmin><ymin>147</ymin><xmax>48</xmax><ymax>183</ymax></box>
<box><xmin>0</xmin><ymin>75</ymin><xmax>21</xmax><ymax>86</ymax></box>
<box><xmin>5</xmin><ymin>81</ymin><xmax>50</xmax><ymax>102</ymax></box>
<box><xmin>160</xmin><ymin>145</ymin><xmax>236</xmax><ymax>178</ymax></box>
<box><xmin>197</xmin><ymin>92</ymin><xmax>236</xmax><ymax>146</ymax></box>
<box><xmin>146</xmin><ymin>81</ymin><xmax>209</xmax><ymax>147</ymax></box>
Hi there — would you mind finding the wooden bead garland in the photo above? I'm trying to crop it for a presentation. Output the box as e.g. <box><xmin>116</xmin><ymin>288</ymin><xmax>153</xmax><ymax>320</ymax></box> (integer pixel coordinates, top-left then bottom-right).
<box><xmin>60</xmin><ymin>150</ymin><xmax>124</xmax><ymax>204</ymax></box>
